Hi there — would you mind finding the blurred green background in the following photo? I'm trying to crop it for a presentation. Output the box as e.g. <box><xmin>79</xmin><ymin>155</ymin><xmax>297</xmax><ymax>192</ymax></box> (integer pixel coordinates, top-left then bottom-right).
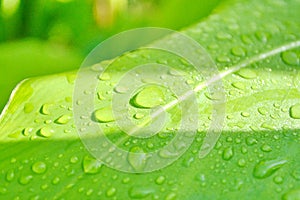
<box><xmin>0</xmin><ymin>0</ymin><xmax>222</xmax><ymax>112</ymax></box>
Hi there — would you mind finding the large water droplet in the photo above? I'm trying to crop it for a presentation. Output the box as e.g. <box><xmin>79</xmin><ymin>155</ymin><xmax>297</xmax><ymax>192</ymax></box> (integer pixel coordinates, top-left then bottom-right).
<box><xmin>290</xmin><ymin>104</ymin><xmax>300</xmax><ymax>119</ymax></box>
<box><xmin>253</xmin><ymin>159</ymin><xmax>287</xmax><ymax>179</ymax></box>
<box><xmin>38</xmin><ymin>127</ymin><xmax>54</xmax><ymax>138</ymax></box>
<box><xmin>32</xmin><ymin>161</ymin><xmax>47</xmax><ymax>174</ymax></box>
<box><xmin>82</xmin><ymin>155</ymin><xmax>102</xmax><ymax>174</ymax></box>
<box><xmin>93</xmin><ymin>107</ymin><xmax>115</xmax><ymax>123</ymax></box>
<box><xmin>281</xmin><ymin>51</ymin><xmax>299</xmax><ymax>66</ymax></box>
<box><xmin>131</xmin><ymin>85</ymin><xmax>165</xmax><ymax>108</ymax></box>
<box><xmin>127</xmin><ymin>147</ymin><xmax>147</xmax><ymax>171</ymax></box>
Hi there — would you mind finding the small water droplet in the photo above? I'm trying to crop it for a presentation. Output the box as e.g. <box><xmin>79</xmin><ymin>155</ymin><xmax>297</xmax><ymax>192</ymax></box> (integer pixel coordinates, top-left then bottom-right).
<box><xmin>93</xmin><ymin>107</ymin><xmax>115</xmax><ymax>123</ymax></box>
<box><xmin>246</xmin><ymin>137</ymin><xmax>258</xmax><ymax>146</ymax></box>
<box><xmin>55</xmin><ymin>115</ymin><xmax>71</xmax><ymax>124</ymax></box>
<box><xmin>98</xmin><ymin>72</ymin><xmax>111</xmax><ymax>81</ymax></box>
<box><xmin>222</xmin><ymin>147</ymin><xmax>234</xmax><ymax>161</ymax></box>
<box><xmin>261</xmin><ymin>144</ymin><xmax>272</xmax><ymax>152</ymax></box>
<box><xmin>155</xmin><ymin>176</ymin><xmax>166</xmax><ymax>185</ymax></box>
<box><xmin>52</xmin><ymin>177</ymin><xmax>60</xmax><ymax>185</ymax></box>
<box><xmin>19</xmin><ymin>175</ymin><xmax>33</xmax><ymax>185</ymax></box>
<box><xmin>253</xmin><ymin>159</ymin><xmax>287</xmax><ymax>179</ymax></box>
<box><xmin>40</xmin><ymin>103</ymin><xmax>52</xmax><ymax>115</ymax></box>
<box><xmin>24</xmin><ymin>103</ymin><xmax>34</xmax><ymax>113</ymax></box>
<box><xmin>238</xmin><ymin>158</ymin><xmax>246</xmax><ymax>167</ymax></box>
<box><xmin>6</xmin><ymin>169</ymin><xmax>15</xmax><ymax>182</ymax></box>
<box><xmin>106</xmin><ymin>187</ymin><xmax>116</xmax><ymax>197</ymax></box>
<box><xmin>217</xmin><ymin>55</ymin><xmax>231</xmax><ymax>63</ymax></box>
<box><xmin>32</xmin><ymin>161</ymin><xmax>47</xmax><ymax>174</ymax></box>
<box><xmin>232</xmin><ymin>82</ymin><xmax>245</xmax><ymax>90</ymax></box>
<box><xmin>290</xmin><ymin>104</ymin><xmax>300</xmax><ymax>119</ymax></box>
<box><xmin>128</xmin><ymin>186</ymin><xmax>154</xmax><ymax>199</ymax></box>
<box><xmin>258</xmin><ymin>107</ymin><xmax>268</xmax><ymax>115</ymax></box>
<box><xmin>82</xmin><ymin>156</ymin><xmax>102</xmax><ymax>174</ymax></box>
<box><xmin>134</xmin><ymin>113</ymin><xmax>144</xmax><ymax>119</ymax></box>
<box><xmin>70</xmin><ymin>156</ymin><xmax>79</xmax><ymax>164</ymax></box>
<box><xmin>236</xmin><ymin>69</ymin><xmax>257</xmax><ymax>79</ymax></box>
<box><xmin>231</xmin><ymin>46</ymin><xmax>246</xmax><ymax>57</ymax></box>
<box><xmin>165</xmin><ymin>192</ymin><xmax>177</xmax><ymax>200</ymax></box>
<box><xmin>273</xmin><ymin>176</ymin><xmax>283</xmax><ymax>184</ymax></box>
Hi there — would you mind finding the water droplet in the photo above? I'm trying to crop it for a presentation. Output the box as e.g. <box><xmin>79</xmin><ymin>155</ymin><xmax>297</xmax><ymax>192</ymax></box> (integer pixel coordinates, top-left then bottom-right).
<box><xmin>128</xmin><ymin>186</ymin><xmax>154</xmax><ymax>198</ymax></box>
<box><xmin>0</xmin><ymin>186</ymin><xmax>7</xmax><ymax>194</ymax></box>
<box><xmin>106</xmin><ymin>187</ymin><xmax>116</xmax><ymax>197</ymax></box>
<box><xmin>131</xmin><ymin>85</ymin><xmax>165</xmax><ymax>108</ymax></box>
<box><xmin>98</xmin><ymin>72</ymin><xmax>110</xmax><ymax>81</ymax></box>
<box><xmin>232</xmin><ymin>82</ymin><xmax>245</xmax><ymax>90</ymax></box>
<box><xmin>241</xmin><ymin>112</ymin><xmax>250</xmax><ymax>117</ymax></box>
<box><xmin>261</xmin><ymin>144</ymin><xmax>272</xmax><ymax>152</ymax></box>
<box><xmin>82</xmin><ymin>156</ymin><xmax>102</xmax><ymax>174</ymax></box>
<box><xmin>19</xmin><ymin>175</ymin><xmax>33</xmax><ymax>185</ymax></box>
<box><xmin>22</xmin><ymin>127</ymin><xmax>33</xmax><ymax>136</ymax></box>
<box><xmin>255</xmin><ymin>31</ymin><xmax>268</xmax><ymax>43</ymax></box>
<box><xmin>70</xmin><ymin>156</ymin><xmax>79</xmax><ymax>164</ymax></box>
<box><xmin>290</xmin><ymin>104</ymin><xmax>300</xmax><ymax>119</ymax></box>
<box><xmin>24</xmin><ymin>103</ymin><xmax>34</xmax><ymax>113</ymax></box>
<box><xmin>38</xmin><ymin>127</ymin><xmax>54</xmax><ymax>138</ymax></box>
<box><xmin>246</xmin><ymin>137</ymin><xmax>257</xmax><ymax>146</ymax></box>
<box><xmin>32</xmin><ymin>161</ymin><xmax>47</xmax><ymax>174</ymax></box>
<box><xmin>261</xmin><ymin>122</ymin><xmax>275</xmax><ymax>130</ymax></box>
<box><xmin>127</xmin><ymin>147</ymin><xmax>147</xmax><ymax>171</ymax></box>
<box><xmin>236</xmin><ymin>69</ymin><xmax>257</xmax><ymax>79</ymax></box>
<box><xmin>281</xmin><ymin>51</ymin><xmax>299</xmax><ymax>66</ymax></box>
<box><xmin>231</xmin><ymin>46</ymin><xmax>246</xmax><ymax>57</ymax></box>
<box><xmin>93</xmin><ymin>107</ymin><xmax>115</xmax><ymax>123</ymax></box>
<box><xmin>273</xmin><ymin>176</ymin><xmax>283</xmax><ymax>184</ymax></box>
<box><xmin>282</xmin><ymin>188</ymin><xmax>300</xmax><ymax>200</ymax></box>
<box><xmin>155</xmin><ymin>176</ymin><xmax>166</xmax><ymax>185</ymax></box>
<box><xmin>238</xmin><ymin>158</ymin><xmax>246</xmax><ymax>167</ymax></box>
<box><xmin>114</xmin><ymin>85</ymin><xmax>128</xmax><ymax>93</ymax></box>
<box><xmin>165</xmin><ymin>192</ymin><xmax>177</xmax><ymax>200</ymax></box>
<box><xmin>52</xmin><ymin>177</ymin><xmax>60</xmax><ymax>185</ymax></box>
<box><xmin>253</xmin><ymin>159</ymin><xmax>287</xmax><ymax>179</ymax></box>
<box><xmin>217</xmin><ymin>55</ymin><xmax>231</xmax><ymax>63</ymax></box>
<box><xmin>6</xmin><ymin>169</ymin><xmax>15</xmax><ymax>182</ymax></box>
<box><xmin>55</xmin><ymin>115</ymin><xmax>71</xmax><ymax>124</ymax></box>
<box><xmin>258</xmin><ymin>107</ymin><xmax>268</xmax><ymax>115</ymax></box>
<box><xmin>216</xmin><ymin>32</ymin><xmax>232</xmax><ymax>40</ymax></box>
<box><xmin>134</xmin><ymin>113</ymin><xmax>144</xmax><ymax>119</ymax></box>
<box><xmin>40</xmin><ymin>103</ymin><xmax>52</xmax><ymax>115</ymax></box>
<box><xmin>222</xmin><ymin>147</ymin><xmax>234</xmax><ymax>161</ymax></box>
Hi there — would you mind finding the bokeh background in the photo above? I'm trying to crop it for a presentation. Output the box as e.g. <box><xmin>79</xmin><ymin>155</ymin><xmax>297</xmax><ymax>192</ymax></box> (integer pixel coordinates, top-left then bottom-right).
<box><xmin>0</xmin><ymin>0</ymin><xmax>222</xmax><ymax>111</ymax></box>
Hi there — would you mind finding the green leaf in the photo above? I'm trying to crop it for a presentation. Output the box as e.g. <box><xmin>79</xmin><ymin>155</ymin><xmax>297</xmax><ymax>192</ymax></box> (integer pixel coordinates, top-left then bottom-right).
<box><xmin>1</xmin><ymin>0</ymin><xmax>300</xmax><ymax>199</ymax></box>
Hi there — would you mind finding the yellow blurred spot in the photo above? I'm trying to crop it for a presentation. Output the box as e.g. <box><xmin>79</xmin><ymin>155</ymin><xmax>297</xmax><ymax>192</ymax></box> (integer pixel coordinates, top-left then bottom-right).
<box><xmin>1</xmin><ymin>0</ymin><xmax>20</xmax><ymax>17</ymax></box>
